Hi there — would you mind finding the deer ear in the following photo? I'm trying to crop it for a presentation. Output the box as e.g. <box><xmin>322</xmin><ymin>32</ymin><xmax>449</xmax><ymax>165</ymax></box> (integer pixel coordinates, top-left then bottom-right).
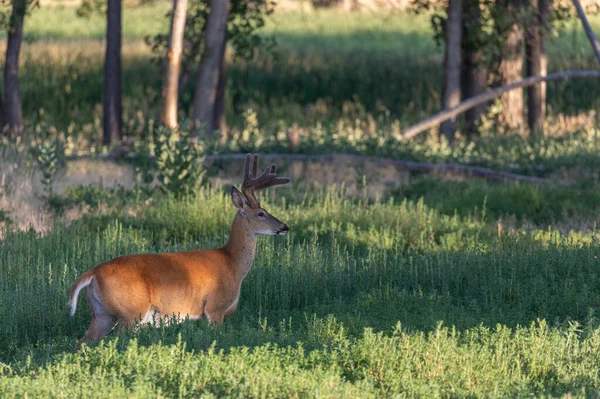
<box><xmin>231</xmin><ymin>186</ymin><xmax>247</xmax><ymax>210</ymax></box>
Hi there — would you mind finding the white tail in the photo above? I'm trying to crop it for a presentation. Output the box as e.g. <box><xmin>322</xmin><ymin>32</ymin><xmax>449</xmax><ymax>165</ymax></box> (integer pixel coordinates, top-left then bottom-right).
<box><xmin>69</xmin><ymin>271</ymin><xmax>95</xmax><ymax>316</ymax></box>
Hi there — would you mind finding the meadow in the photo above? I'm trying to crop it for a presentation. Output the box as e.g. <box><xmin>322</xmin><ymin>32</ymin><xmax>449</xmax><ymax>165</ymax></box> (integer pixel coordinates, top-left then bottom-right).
<box><xmin>1</xmin><ymin>2</ymin><xmax>600</xmax><ymax>397</ymax></box>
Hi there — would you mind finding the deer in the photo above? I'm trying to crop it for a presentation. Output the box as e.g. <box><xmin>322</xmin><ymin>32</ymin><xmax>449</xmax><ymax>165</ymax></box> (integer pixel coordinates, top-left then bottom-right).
<box><xmin>68</xmin><ymin>153</ymin><xmax>290</xmax><ymax>347</ymax></box>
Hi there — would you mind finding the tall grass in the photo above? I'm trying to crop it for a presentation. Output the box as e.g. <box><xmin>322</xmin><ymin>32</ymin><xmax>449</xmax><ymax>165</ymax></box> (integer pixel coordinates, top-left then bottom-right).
<box><xmin>2</xmin><ymin>189</ymin><xmax>600</xmax><ymax>396</ymax></box>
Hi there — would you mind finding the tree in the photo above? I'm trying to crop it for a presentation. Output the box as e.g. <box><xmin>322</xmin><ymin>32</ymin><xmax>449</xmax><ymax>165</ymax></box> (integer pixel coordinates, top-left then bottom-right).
<box><xmin>103</xmin><ymin>0</ymin><xmax>122</xmax><ymax>145</ymax></box>
<box><xmin>525</xmin><ymin>0</ymin><xmax>549</xmax><ymax>134</ymax></box>
<box><xmin>161</xmin><ymin>0</ymin><xmax>189</xmax><ymax>128</ymax></box>
<box><xmin>495</xmin><ymin>0</ymin><xmax>525</xmax><ymax>130</ymax></box>
<box><xmin>213</xmin><ymin>37</ymin><xmax>228</xmax><ymax>139</ymax></box>
<box><xmin>461</xmin><ymin>0</ymin><xmax>489</xmax><ymax>137</ymax></box>
<box><xmin>1</xmin><ymin>0</ymin><xmax>35</xmax><ymax>136</ymax></box>
<box><xmin>147</xmin><ymin>0</ymin><xmax>276</xmax><ymax>138</ymax></box>
<box><xmin>192</xmin><ymin>0</ymin><xmax>230</xmax><ymax>137</ymax></box>
<box><xmin>440</xmin><ymin>0</ymin><xmax>462</xmax><ymax>141</ymax></box>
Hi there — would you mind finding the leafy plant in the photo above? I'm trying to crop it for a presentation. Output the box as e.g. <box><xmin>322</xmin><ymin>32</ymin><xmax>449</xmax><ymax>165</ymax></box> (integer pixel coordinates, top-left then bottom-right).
<box><xmin>154</xmin><ymin>125</ymin><xmax>206</xmax><ymax>197</ymax></box>
<box><xmin>32</xmin><ymin>139</ymin><xmax>60</xmax><ymax>197</ymax></box>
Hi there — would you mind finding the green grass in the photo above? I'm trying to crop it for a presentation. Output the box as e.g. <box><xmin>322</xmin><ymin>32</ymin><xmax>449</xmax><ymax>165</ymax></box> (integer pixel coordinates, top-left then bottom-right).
<box><xmin>2</xmin><ymin>187</ymin><xmax>600</xmax><ymax>396</ymax></box>
<box><xmin>24</xmin><ymin>2</ymin><xmax>171</xmax><ymax>40</ymax></box>
<box><xmin>6</xmin><ymin>322</ymin><xmax>600</xmax><ymax>397</ymax></box>
<box><xmin>396</xmin><ymin>177</ymin><xmax>600</xmax><ymax>225</ymax></box>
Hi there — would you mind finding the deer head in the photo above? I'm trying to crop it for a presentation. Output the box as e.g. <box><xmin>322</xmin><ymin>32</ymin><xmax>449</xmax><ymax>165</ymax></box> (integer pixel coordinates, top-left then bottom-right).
<box><xmin>231</xmin><ymin>154</ymin><xmax>290</xmax><ymax>236</ymax></box>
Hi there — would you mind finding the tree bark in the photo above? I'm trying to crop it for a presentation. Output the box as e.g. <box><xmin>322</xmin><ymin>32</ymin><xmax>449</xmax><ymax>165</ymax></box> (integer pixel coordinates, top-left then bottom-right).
<box><xmin>401</xmin><ymin>70</ymin><xmax>600</xmax><ymax>139</ymax></box>
<box><xmin>213</xmin><ymin>37</ymin><xmax>228</xmax><ymax>140</ymax></box>
<box><xmin>461</xmin><ymin>0</ymin><xmax>488</xmax><ymax>138</ymax></box>
<box><xmin>192</xmin><ymin>0</ymin><xmax>230</xmax><ymax>137</ymax></box>
<box><xmin>4</xmin><ymin>0</ymin><xmax>26</xmax><ymax>136</ymax></box>
<box><xmin>103</xmin><ymin>0</ymin><xmax>123</xmax><ymax>146</ymax></box>
<box><xmin>440</xmin><ymin>0</ymin><xmax>462</xmax><ymax>141</ymax></box>
<box><xmin>496</xmin><ymin>0</ymin><xmax>525</xmax><ymax>130</ymax></box>
<box><xmin>525</xmin><ymin>0</ymin><xmax>548</xmax><ymax>134</ymax></box>
<box><xmin>161</xmin><ymin>0</ymin><xmax>188</xmax><ymax>128</ymax></box>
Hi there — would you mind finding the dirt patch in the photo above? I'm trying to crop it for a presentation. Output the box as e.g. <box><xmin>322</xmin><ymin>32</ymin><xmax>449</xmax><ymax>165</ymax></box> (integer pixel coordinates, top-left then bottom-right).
<box><xmin>206</xmin><ymin>154</ymin><xmax>409</xmax><ymax>198</ymax></box>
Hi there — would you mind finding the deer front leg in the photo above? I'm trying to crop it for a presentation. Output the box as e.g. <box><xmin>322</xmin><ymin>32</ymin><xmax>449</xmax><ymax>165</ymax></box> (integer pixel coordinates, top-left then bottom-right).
<box><xmin>203</xmin><ymin>297</ymin><xmax>228</xmax><ymax>326</ymax></box>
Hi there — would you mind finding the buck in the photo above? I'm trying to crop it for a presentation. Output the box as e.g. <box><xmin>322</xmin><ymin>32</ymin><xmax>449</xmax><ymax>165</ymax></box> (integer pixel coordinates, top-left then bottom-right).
<box><xmin>69</xmin><ymin>154</ymin><xmax>290</xmax><ymax>346</ymax></box>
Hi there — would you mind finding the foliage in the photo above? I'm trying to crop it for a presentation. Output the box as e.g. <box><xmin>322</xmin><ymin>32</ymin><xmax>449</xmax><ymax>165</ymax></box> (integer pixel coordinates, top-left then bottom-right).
<box><xmin>6</xmin><ymin>321</ymin><xmax>600</xmax><ymax>397</ymax></box>
<box><xmin>145</xmin><ymin>0</ymin><xmax>276</xmax><ymax>88</ymax></box>
<box><xmin>409</xmin><ymin>0</ymin><xmax>577</xmax><ymax>87</ymax></box>
<box><xmin>0</xmin><ymin>0</ymin><xmax>39</xmax><ymax>30</ymax></box>
<box><xmin>31</xmin><ymin>138</ymin><xmax>60</xmax><ymax>197</ymax></box>
<box><xmin>153</xmin><ymin>125</ymin><xmax>206</xmax><ymax>197</ymax></box>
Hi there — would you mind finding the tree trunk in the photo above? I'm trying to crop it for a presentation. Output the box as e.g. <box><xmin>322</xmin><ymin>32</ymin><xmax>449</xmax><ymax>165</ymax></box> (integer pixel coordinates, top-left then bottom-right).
<box><xmin>461</xmin><ymin>0</ymin><xmax>488</xmax><ymax>138</ymax></box>
<box><xmin>440</xmin><ymin>0</ymin><xmax>463</xmax><ymax>141</ymax></box>
<box><xmin>497</xmin><ymin>0</ymin><xmax>525</xmax><ymax>131</ymax></box>
<box><xmin>192</xmin><ymin>0</ymin><xmax>230</xmax><ymax>137</ymax></box>
<box><xmin>525</xmin><ymin>0</ymin><xmax>548</xmax><ymax>134</ymax></box>
<box><xmin>161</xmin><ymin>0</ymin><xmax>188</xmax><ymax>128</ymax></box>
<box><xmin>103</xmin><ymin>0</ymin><xmax>123</xmax><ymax>146</ymax></box>
<box><xmin>4</xmin><ymin>0</ymin><xmax>26</xmax><ymax>136</ymax></box>
<box><xmin>213</xmin><ymin>37</ymin><xmax>228</xmax><ymax>140</ymax></box>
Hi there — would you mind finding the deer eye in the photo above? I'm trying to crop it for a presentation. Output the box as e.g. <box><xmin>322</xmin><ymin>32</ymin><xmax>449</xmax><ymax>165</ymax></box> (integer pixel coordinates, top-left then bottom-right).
<box><xmin>257</xmin><ymin>212</ymin><xmax>265</xmax><ymax>218</ymax></box>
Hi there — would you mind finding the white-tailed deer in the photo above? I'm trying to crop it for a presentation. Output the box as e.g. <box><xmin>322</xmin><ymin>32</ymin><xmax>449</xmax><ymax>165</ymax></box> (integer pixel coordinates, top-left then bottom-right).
<box><xmin>69</xmin><ymin>154</ymin><xmax>290</xmax><ymax>346</ymax></box>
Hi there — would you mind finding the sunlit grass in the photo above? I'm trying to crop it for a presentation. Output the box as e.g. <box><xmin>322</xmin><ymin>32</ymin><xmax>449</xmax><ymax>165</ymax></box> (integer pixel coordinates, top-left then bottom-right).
<box><xmin>2</xmin><ymin>187</ymin><xmax>600</xmax><ymax>396</ymax></box>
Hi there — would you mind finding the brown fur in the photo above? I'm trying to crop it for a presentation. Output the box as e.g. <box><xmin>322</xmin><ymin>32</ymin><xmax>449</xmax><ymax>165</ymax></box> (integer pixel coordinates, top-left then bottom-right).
<box><xmin>69</xmin><ymin>154</ymin><xmax>289</xmax><ymax>347</ymax></box>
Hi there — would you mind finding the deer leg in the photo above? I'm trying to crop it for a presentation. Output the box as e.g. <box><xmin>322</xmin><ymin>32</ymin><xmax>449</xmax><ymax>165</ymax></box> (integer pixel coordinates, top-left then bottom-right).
<box><xmin>77</xmin><ymin>287</ymin><xmax>117</xmax><ymax>349</ymax></box>
<box><xmin>81</xmin><ymin>315</ymin><xmax>118</xmax><ymax>346</ymax></box>
<box><xmin>204</xmin><ymin>300</ymin><xmax>226</xmax><ymax>326</ymax></box>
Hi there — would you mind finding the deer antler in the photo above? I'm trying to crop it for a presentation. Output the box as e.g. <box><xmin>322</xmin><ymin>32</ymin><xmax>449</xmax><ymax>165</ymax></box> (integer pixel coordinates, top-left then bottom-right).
<box><xmin>241</xmin><ymin>153</ymin><xmax>289</xmax><ymax>208</ymax></box>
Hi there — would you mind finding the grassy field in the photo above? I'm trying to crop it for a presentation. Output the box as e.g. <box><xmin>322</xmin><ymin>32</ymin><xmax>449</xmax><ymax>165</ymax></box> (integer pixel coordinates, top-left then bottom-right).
<box><xmin>2</xmin><ymin>184</ymin><xmax>600</xmax><ymax>396</ymax></box>
<box><xmin>1</xmin><ymin>2</ymin><xmax>600</xmax><ymax>397</ymax></box>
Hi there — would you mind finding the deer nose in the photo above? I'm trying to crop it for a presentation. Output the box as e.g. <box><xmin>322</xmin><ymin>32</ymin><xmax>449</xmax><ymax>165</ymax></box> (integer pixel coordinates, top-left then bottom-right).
<box><xmin>281</xmin><ymin>224</ymin><xmax>289</xmax><ymax>232</ymax></box>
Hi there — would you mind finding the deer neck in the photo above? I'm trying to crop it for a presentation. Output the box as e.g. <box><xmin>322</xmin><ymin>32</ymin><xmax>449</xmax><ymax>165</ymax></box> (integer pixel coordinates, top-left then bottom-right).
<box><xmin>224</xmin><ymin>212</ymin><xmax>257</xmax><ymax>280</ymax></box>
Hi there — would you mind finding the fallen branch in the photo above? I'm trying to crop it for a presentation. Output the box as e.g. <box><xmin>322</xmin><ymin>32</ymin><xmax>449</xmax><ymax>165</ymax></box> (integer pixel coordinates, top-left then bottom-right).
<box><xmin>572</xmin><ymin>0</ymin><xmax>600</xmax><ymax>64</ymax></box>
<box><xmin>97</xmin><ymin>150</ymin><xmax>547</xmax><ymax>184</ymax></box>
<box><xmin>401</xmin><ymin>70</ymin><xmax>600</xmax><ymax>139</ymax></box>
<box><xmin>203</xmin><ymin>153</ymin><xmax>548</xmax><ymax>184</ymax></box>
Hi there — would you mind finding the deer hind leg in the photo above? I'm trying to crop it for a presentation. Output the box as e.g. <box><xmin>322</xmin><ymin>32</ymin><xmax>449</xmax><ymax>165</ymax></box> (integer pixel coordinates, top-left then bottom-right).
<box><xmin>82</xmin><ymin>315</ymin><xmax>118</xmax><ymax>345</ymax></box>
<box><xmin>77</xmin><ymin>285</ymin><xmax>117</xmax><ymax>349</ymax></box>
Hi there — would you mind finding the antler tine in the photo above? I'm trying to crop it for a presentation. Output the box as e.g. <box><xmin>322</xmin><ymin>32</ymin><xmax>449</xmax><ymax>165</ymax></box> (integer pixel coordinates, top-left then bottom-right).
<box><xmin>254</xmin><ymin>177</ymin><xmax>290</xmax><ymax>191</ymax></box>
<box><xmin>252</xmin><ymin>154</ymin><xmax>259</xmax><ymax>179</ymax></box>
<box><xmin>240</xmin><ymin>153</ymin><xmax>290</xmax><ymax>208</ymax></box>
<box><xmin>243</xmin><ymin>153</ymin><xmax>253</xmax><ymax>182</ymax></box>
<box><xmin>241</xmin><ymin>154</ymin><xmax>259</xmax><ymax>208</ymax></box>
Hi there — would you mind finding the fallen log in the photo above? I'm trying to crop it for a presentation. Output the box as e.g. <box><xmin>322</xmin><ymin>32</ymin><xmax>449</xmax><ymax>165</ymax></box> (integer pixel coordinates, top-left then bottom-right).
<box><xmin>203</xmin><ymin>153</ymin><xmax>549</xmax><ymax>184</ymax></box>
<box><xmin>401</xmin><ymin>70</ymin><xmax>600</xmax><ymax>140</ymax></box>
